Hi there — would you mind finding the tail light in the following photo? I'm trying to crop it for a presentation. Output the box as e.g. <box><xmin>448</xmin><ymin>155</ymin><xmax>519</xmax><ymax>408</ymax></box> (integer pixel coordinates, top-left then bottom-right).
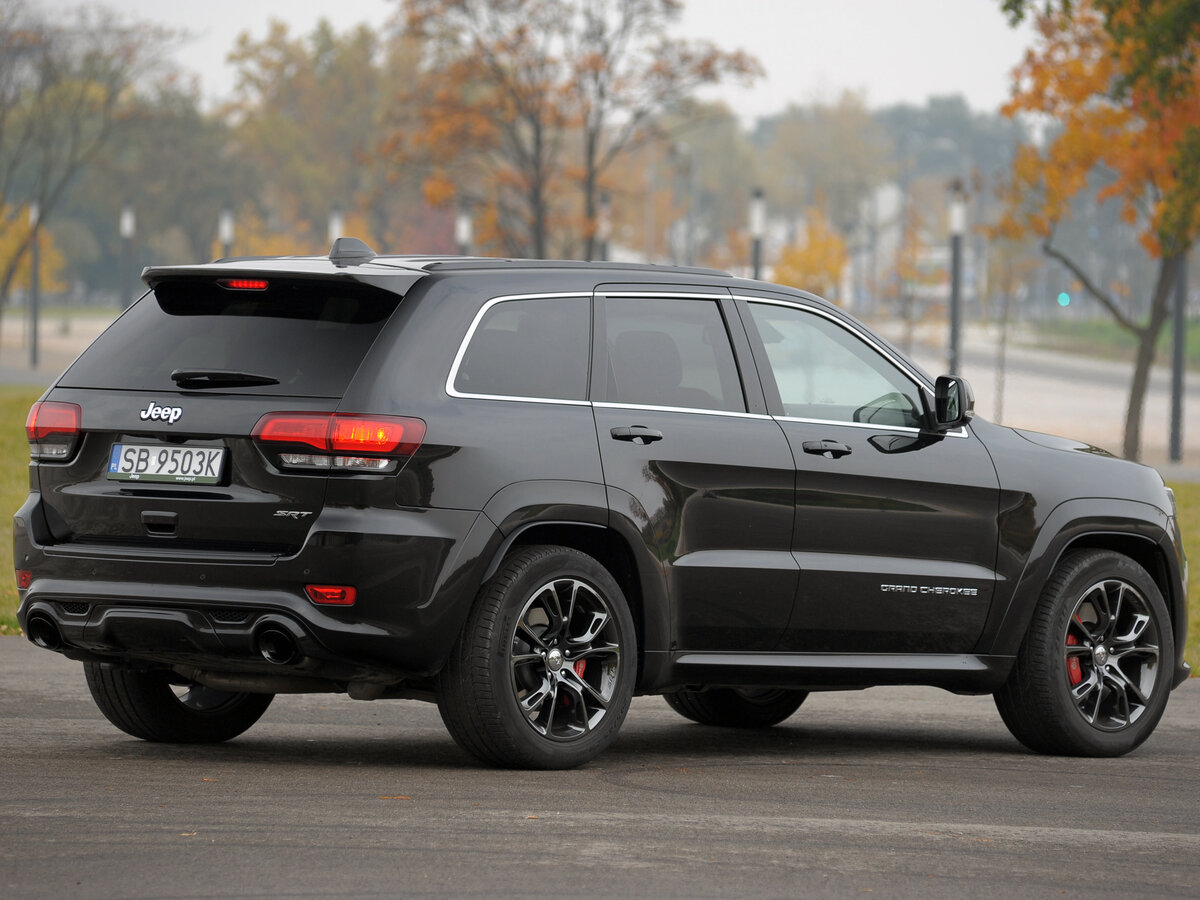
<box><xmin>252</xmin><ymin>413</ymin><xmax>425</xmax><ymax>473</ymax></box>
<box><xmin>26</xmin><ymin>401</ymin><xmax>81</xmax><ymax>461</ymax></box>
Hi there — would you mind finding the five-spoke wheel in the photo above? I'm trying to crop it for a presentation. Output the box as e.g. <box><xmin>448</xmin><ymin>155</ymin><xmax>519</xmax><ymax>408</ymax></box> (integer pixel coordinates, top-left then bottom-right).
<box><xmin>437</xmin><ymin>545</ymin><xmax>636</xmax><ymax>769</ymax></box>
<box><xmin>510</xmin><ymin>576</ymin><xmax>623</xmax><ymax>741</ymax></box>
<box><xmin>995</xmin><ymin>549</ymin><xmax>1173</xmax><ymax>757</ymax></box>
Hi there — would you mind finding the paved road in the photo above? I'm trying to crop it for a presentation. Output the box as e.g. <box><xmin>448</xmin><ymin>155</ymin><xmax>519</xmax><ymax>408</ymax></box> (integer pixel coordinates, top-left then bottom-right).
<box><xmin>2</xmin><ymin>640</ymin><xmax>1197</xmax><ymax>899</ymax></box>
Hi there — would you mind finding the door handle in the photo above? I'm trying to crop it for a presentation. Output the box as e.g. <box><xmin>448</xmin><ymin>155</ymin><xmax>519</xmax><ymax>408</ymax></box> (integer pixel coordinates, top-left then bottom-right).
<box><xmin>611</xmin><ymin>426</ymin><xmax>664</xmax><ymax>445</ymax></box>
<box><xmin>802</xmin><ymin>439</ymin><xmax>852</xmax><ymax>459</ymax></box>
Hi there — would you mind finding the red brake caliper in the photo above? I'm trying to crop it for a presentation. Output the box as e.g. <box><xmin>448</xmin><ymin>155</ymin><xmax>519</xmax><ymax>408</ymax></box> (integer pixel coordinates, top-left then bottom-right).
<box><xmin>573</xmin><ymin>659</ymin><xmax>587</xmax><ymax>678</ymax></box>
<box><xmin>1066</xmin><ymin>633</ymin><xmax>1083</xmax><ymax>685</ymax></box>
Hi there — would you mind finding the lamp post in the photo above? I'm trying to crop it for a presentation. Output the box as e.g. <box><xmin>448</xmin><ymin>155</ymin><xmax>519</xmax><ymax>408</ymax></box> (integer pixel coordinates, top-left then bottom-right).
<box><xmin>455</xmin><ymin>207</ymin><xmax>473</xmax><ymax>256</ymax></box>
<box><xmin>28</xmin><ymin>202</ymin><xmax>39</xmax><ymax>369</ymax></box>
<box><xmin>1170</xmin><ymin>251</ymin><xmax>1187</xmax><ymax>462</ymax></box>
<box><xmin>597</xmin><ymin>191</ymin><xmax>612</xmax><ymax>262</ymax></box>
<box><xmin>217</xmin><ymin>206</ymin><xmax>235</xmax><ymax>259</ymax></box>
<box><xmin>327</xmin><ymin>207</ymin><xmax>345</xmax><ymax>248</ymax></box>
<box><xmin>119</xmin><ymin>202</ymin><xmax>135</xmax><ymax>307</ymax></box>
<box><xmin>749</xmin><ymin>187</ymin><xmax>766</xmax><ymax>280</ymax></box>
<box><xmin>947</xmin><ymin>182</ymin><xmax>967</xmax><ymax>377</ymax></box>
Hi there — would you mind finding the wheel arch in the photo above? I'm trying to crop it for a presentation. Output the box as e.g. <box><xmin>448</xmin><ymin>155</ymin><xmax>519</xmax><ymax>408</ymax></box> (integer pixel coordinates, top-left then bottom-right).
<box><xmin>988</xmin><ymin>498</ymin><xmax>1185</xmax><ymax>666</ymax></box>
<box><xmin>484</xmin><ymin>520</ymin><xmax>658</xmax><ymax>681</ymax></box>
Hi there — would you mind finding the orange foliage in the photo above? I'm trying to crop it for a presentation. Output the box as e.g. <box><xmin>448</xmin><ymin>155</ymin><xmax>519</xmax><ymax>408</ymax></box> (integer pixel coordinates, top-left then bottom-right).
<box><xmin>996</xmin><ymin>0</ymin><xmax>1200</xmax><ymax>258</ymax></box>
<box><xmin>0</xmin><ymin>207</ymin><xmax>67</xmax><ymax>294</ymax></box>
<box><xmin>773</xmin><ymin>207</ymin><xmax>848</xmax><ymax>301</ymax></box>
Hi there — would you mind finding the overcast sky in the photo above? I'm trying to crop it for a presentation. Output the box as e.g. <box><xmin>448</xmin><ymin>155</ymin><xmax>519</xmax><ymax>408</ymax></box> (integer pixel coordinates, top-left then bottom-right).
<box><xmin>56</xmin><ymin>0</ymin><xmax>1035</xmax><ymax>120</ymax></box>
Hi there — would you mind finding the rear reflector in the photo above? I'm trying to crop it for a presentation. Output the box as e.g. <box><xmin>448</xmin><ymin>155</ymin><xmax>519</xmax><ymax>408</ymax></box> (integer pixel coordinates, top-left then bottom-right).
<box><xmin>305</xmin><ymin>584</ymin><xmax>357</xmax><ymax>606</ymax></box>
<box><xmin>16</xmin><ymin>570</ymin><xmax>32</xmax><ymax>590</ymax></box>
<box><xmin>218</xmin><ymin>278</ymin><xmax>269</xmax><ymax>291</ymax></box>
<box><xmin>26</xmin><ymin>401</ymin><xmax>81</xmax><ymax>460</ymax></box>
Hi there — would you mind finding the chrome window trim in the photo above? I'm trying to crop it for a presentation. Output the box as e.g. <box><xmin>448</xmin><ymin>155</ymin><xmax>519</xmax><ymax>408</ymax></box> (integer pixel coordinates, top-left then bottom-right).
<box><xmin>445</xmin><ymin>292</ymin><xmax>591</xmax><ymax>402</ymax></box>
<box><xmin>596</xmin><ymin>291</ymin><xmax>732</xmax><ymax>300</ymax></box>
<box><xmin>774</xmin><ymin>414</ymin><xmax>969</xmax><ymax>438</ymax></box>
<box><xmin>593</xmin><ymin>402</ymin><xmax>773</xmax><ymax>421</ymax></box>
<box><xmin>734</xmin><ymin>293</ymin><xmax>971</xmax><ymax>439</ymax></box>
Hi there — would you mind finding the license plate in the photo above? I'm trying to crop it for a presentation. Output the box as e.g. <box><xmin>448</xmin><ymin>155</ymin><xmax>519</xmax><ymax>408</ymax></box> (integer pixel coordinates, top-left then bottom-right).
<box><xmin>107</xmin><ymin>444</ymin><xmax>225</xmax><ymax>484</ymax></box>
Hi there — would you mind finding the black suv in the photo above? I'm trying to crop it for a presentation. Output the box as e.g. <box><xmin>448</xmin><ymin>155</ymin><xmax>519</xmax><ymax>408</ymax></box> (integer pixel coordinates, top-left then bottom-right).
<box><xmin>16</xmin><ymin>238</ymin><xmax>1189</xmax><ymax>768</ymax></box>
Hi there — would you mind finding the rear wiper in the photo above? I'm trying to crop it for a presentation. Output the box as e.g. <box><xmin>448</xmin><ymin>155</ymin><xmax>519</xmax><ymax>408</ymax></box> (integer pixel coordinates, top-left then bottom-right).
<box><xmin>170</xmin><ymin>368</ymin><xmax>280</xmax><ymax>388</ymax></box>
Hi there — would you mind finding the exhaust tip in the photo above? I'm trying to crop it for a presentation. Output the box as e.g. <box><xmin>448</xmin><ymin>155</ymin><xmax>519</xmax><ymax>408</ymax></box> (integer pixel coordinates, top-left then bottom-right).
<box><xmin>256</xmin><ymin>627</ymin><xmax>299</xmax><ymax>666</ymax></box>
<box><xmin>26</xmin><ymin>614</ymin><xmax>64</xmax><ymax>651</ymax></box>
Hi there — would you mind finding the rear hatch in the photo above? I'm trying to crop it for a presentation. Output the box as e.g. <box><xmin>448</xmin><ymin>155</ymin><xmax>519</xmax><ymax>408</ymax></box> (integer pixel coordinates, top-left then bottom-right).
<box><xmin>30</xmin><ymin>273</ymin><xmax>407</xmax><ymax>557</ymax></box>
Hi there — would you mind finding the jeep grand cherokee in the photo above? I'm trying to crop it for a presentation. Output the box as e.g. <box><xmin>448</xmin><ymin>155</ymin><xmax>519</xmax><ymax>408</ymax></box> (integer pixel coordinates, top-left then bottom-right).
<box><xmin>15</xmin><ymin>238</ymin><xmax>1189</xmax><ymax>768</ymax></box>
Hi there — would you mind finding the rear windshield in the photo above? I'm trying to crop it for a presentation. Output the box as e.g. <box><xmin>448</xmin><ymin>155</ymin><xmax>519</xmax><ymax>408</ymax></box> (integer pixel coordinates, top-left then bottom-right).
<box><xmin>61</xmin><ymin>278</ymin><xmax>403</xmax><ymax>397</ymax></box>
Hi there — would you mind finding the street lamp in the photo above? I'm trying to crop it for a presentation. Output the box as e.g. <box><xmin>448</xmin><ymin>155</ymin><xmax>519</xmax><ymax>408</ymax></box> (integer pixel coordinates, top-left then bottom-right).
<box><xmin>597</xmin><ymin>192</ymin><xmax>612</xmax><ymax>262</ymax></box>
<box><xmin>947</xmin><ymin>181</ymin><xmax>967</xmax><ymax>377</ymax></box>
<box><xmin>217</xmin><ymin>206</ymin><xmax>235</xmax><ymax>259</ymax></box>
<box><xmin>29</xmin><ymin>202</ymin><xmax>39</xmax><ymax>369</ymax></box>
<box><xmin>119</xmin><ymin>202</ymin><xmax>136</xmax><ymax>307</ymax></box>
<box><xmin>749</xmin><ymin>187</ymin><xmax>766</xmax><ymax>280</ymax></box>
<box><xmin>455</xmin><ymin>207</ymin><xmax>473</xmax><ymax>256</ymax></box>
<box><xmin>327</xmin><ymin>207</ymin><xmax>345</xmax><ymax>247</ymax></box>
<box><xmin>1170</xmin><ymin>250</ymin><xmax>1188</xmax><ymax>462</ymax></box>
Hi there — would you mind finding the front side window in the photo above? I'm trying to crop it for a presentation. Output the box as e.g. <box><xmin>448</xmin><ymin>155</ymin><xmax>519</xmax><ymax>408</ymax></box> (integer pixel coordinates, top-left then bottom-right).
<box><xmin>603</xmin><ymin>297</ymin><xmax>745</xmax><ymax>413</ymax></box>
<box><xmin>748</xmin><ymin>302</ymin><xmax>924</xmax><ymax>429</ymax></box>
<box><xmin>453</xmin><ymin>296</ymin><xmax>590</xmax><ymax>401</ymax></box>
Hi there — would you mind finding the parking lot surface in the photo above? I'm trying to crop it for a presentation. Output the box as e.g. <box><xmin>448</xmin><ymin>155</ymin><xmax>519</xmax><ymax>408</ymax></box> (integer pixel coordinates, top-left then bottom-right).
<box><xmin>2</xmin><ymin>640</ymin><xmax>1197</xmax><ymax>899</ymax></box>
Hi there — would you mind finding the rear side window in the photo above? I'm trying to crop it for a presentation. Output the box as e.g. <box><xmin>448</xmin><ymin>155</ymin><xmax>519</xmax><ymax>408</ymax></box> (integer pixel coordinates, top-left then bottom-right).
<box><xmin>452</xmin><ymin>296</ymin><xmax>590</xmax><ymax>401</ymax></box>
<box><xmin>603</xmin><ymin>297</ymin><xmax>745</xmax><ymax>413</ymax></box>
<box><xmin>60</xmin><ymin>279</ymin><xmax>402</xmax><ymax>397</ymax></box>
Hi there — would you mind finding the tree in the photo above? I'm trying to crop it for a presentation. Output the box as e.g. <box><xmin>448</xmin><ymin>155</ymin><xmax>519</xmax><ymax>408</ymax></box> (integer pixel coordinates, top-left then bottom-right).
<box><xmin>226</xmin><ymin>19</ymin><xmax>429</xmax><ymax>253</ymax></box>
<box><xmin>773</xmin><ymin>206</ymin><xmax>848</xmax><ymax>301</ymax></box>
<box><xmin>394</xmin><ymin>0</ymin><xmax>759</xmax><ymax>258</ymax></box>
<box><xmin>755</xmin><ymin>92</ymin><xmax>892</xmax><ymax>246</ymax></box>
<box><xmin>0</xmin><ymin>1</ymin><xmax>171</xmax><ymax>306</ymax></box>
<box><xmin>994</xmin><ymin>0</ymin><xmax>1200</xmax><ymax>459</ymax></box>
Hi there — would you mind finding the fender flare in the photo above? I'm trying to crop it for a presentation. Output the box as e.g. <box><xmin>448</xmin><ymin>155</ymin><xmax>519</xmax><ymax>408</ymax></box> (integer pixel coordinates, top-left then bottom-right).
<box><xmin>984</xmin><ymin>496</ymin><xmax>1178</xmax><ymax>656</ymax></box>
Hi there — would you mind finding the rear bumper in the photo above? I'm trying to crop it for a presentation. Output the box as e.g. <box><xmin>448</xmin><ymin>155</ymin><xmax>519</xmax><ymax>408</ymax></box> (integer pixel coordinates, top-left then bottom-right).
<box><xmin>14</xmin><ymin>495</ymin><xmax>494</xmax><ymax>686</ymax></box>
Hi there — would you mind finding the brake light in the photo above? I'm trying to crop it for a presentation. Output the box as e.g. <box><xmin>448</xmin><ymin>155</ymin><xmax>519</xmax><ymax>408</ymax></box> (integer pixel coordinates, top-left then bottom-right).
<box><xmin>218</xmin><ymin>278</ymin><xmax>269</xmax><ymax>291</ymax></box>
<box><xmin>25</xmin><ymin>401</ymin><xmax>81</xmax><ymax>461</ymax></box>
<box><xmin>305</xmin><ymin>584</ymin><xmax>357</xmax><ymax>606</ymax></box>
<box><xmin>252</xmin><ymin>413</ymin><xmax>425</xmax><ymax>472</ymax></box>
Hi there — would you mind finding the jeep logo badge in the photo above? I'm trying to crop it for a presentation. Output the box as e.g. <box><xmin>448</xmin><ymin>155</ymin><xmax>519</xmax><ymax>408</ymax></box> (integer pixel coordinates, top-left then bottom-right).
<box><xmin>139</xmin><ymin>401</ymin><xmax>183</xmax><ymax>424</ymax></box>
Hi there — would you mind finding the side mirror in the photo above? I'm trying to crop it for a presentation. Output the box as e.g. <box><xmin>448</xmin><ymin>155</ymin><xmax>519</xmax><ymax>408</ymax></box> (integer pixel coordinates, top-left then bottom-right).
<box><xmin>933</xmin><ymin>375</ymin><xmax>974</xmax><ymax>431</ymax></box>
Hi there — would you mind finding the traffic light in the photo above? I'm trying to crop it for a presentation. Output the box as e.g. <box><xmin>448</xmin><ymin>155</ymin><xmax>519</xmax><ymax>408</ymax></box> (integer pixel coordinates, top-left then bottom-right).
<box><xmin>1057</xmin><ymin>291</ymin><xmax>1071</xmax><ymax>307</ymax></box>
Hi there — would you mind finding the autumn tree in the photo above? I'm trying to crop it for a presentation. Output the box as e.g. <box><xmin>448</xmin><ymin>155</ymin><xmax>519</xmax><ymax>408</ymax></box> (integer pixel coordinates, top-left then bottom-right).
<box><xmin>0</xmin><ymin>0</ymin><xmax>171</xmax><ymax>309</ymax></box>
<box><xmin>756</xmin><ymin>93</ymin><xmax>891</xmax><ymax>247</ymax></box>
<box><xmin>994</xmin><ymin>0</ymin><xmax>1200</xmax><ymax>459</ymax></box>
<box><xmin>393</xmin><ymin>0</ymin><xmax>759</xmax><ymax>258</ymax></box>
<box><xmin>772</xmin><ymin>206</ymin><xmax>848</xmax><ymax>301</ymax></box>
<box><xmin>226</xmin><ymin>19</ymin><xmax>431</xmax><ymax>253</ymax></box>
<box><xmin>884</xmin><ymin>199</ymin><xmax>941</xmax><ymax>352</ymax></box>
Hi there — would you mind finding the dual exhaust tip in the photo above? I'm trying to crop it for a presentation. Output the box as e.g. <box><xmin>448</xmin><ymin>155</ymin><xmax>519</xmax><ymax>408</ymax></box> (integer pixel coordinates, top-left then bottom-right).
<box><xmin>25</xmin><ymin>614</ymin><xmax>64</xmax><ymax>651</ymax></box>
<box><xmin>24</xmin><ymin>612</ymin><xmax>302</xmax><ymax>667</ymax></box>
<box><xmin>255</xmin><ymin>626</ymin><xmax>301</xmax><ymax>666</ymax></box>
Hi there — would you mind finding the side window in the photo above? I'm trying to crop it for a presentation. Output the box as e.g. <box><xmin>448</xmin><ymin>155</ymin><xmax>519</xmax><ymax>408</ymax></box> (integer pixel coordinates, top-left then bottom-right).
<box><xmin>604</xmin><ymin>297</ymin><xmax>745</xmax><ymax>413</ymax></box>
<box><xmin>748</xmin><ymin>302</ymin><xmax>924</xmax><ymax>428</ymax></box>
<box><xmin>453</xmin><ymin>296</ymin><xmax>590</xmax><ymax>401</ymax></box>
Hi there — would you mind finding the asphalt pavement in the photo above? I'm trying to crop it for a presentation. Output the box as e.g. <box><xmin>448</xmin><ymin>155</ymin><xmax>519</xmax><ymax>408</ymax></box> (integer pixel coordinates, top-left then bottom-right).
<box><xmin>2</xmin><ymin>640</ymin><xmax>1198</xmax><ymax>899</ymax></box>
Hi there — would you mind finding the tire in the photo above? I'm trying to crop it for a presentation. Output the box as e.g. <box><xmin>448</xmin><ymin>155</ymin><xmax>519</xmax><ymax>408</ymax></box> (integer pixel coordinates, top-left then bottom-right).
<box><xmin>664</xmin><ymin>687</ymin><xmax>807</xmax><ymax>728</ymax></box>
<box><xmin>995</xmin><ymin>549</ymin><xmax>1174</xmax><ymax>757</ymax></box>
<box><xmin>436</xmin><ymin>545</ymin><xmax>637</xmax><ymax>769</ymax></box>
<box><xmin>84</xmin><ymin>663</ymin><xmax>273</xmax><ymax>744</ymax></box>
